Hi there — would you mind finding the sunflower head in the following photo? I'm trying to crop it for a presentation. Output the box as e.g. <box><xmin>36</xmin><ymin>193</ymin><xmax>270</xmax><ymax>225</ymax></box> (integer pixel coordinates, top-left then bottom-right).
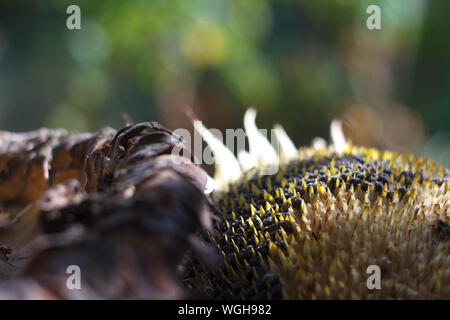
<box><xmin>185</xmin><ymin>109</ymin><xmax>449</xmax><ymax>299</ymax></box>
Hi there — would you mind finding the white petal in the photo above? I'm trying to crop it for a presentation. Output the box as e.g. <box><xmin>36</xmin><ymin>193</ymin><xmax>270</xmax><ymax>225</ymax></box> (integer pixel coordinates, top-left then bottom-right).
<box><xmin>312</xmin><ymin>137</ymin><xmax>327</xmax><ymax>151</ymax></box>
<box><xmin>243</xmin><ymin>108</ymin><xmax>278</xmax><ymax>164</ymax></box>
<box><xmin>193</xmin><ymin>120</ymin><xmax>242</xmax><ymax>184</ymax></box>
<box><xmin>273</xmin><ymin>123</ymin><xmax>297</xmax><ymax>158</ymax></box>
<box><xmin>330</xmin><ymin>119</ymin><xmax>347</xmax><ymax>154</ymax></box>
<box><xmin>238</xmin><ymin>150</ymin><xmax>257</xmax><ymax>172</ymax></box>
<box><xmin>204</xmin><ymin>174</ymin><xmax>217</xmax><ymax>194</ymax></box>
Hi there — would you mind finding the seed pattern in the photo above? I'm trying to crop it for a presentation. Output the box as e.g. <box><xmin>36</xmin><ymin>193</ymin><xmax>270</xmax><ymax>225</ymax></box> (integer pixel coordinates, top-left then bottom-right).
<box><xmin>187</xmin><ymin>146</ymin><xmax>450</xmax><ymax>299</ymax></box>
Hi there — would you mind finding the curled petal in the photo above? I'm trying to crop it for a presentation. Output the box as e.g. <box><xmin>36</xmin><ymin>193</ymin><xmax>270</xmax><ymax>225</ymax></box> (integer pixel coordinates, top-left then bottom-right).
<box><xmin>273</xmin><ymin>123</ymin><xmax>297</xmax><ymax>158</ymax></box>
<box><xmin>192</xmin><ymin>120</ymin><xmax>241</xmax><ymax>185</ymax></box>
<box><xmin>312</xmin><ymin>137</ymin><xmax>327</xmax><ymax>151</ymax></box>
<box><xmin>238</xmin><ymin>150</ymin><xmax>257</xmax><ymax>172</ymax></box>
<box><xmin>243</xmin><ymin>108</ymin><xmax>278</xmax><ymax>165</ymax></box>
<box><xmin>330</xmin><ymin>119</ymin><xmax>347</xmax><ymax>154</ymax></box>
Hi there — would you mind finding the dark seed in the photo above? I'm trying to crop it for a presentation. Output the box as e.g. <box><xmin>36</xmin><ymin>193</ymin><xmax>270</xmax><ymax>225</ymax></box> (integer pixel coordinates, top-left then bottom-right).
<box><xmin>361</xmin><ymin>181</ymin><xmax>369</xmax><ymax>192</ymax></box>
<box><xmin>399</xmin><ymin>186</ymin><xmax>407</xmax><ymax>199</ymax></box>
<box><xmin>279</xmin><ymin>221</ymin><xmax>292</xmax><ymax>233</ymax></box>
<box><xmin>375</xmin><ymin>182</ymin><xmax>383</xmax><ymax>193</ymax></box>
<box><xmin>386</xmin><ymin>190</ymin><xmax>394</xmax><ymax>200</ymax></box>
<box><xmin>291</xmin><ymin>197</ymin><xmax>303</xmax><ymax>210</ymax></box>
<box><xmin>271</xmin><ymin>283</ymin><xmax>283</xmax><ymax>299</ymax></box>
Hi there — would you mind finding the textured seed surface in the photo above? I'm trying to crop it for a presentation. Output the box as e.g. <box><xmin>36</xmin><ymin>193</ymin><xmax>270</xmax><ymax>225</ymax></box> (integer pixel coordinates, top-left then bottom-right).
<box><xmin>186</xmin><ymin>146</ymin><xmax>450</xmax><ymax>299</ymax></box>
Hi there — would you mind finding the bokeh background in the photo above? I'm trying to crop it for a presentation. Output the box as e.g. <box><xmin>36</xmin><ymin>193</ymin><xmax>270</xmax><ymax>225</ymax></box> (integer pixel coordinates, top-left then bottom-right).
<box><xmin>0</xmin><ymin>0</ymin><xmax>449</xmax><ymax>165</ymax></box>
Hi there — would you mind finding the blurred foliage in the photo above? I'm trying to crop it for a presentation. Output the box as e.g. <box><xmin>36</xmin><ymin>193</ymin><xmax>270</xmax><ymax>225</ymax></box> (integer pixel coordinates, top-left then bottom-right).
<box><xmin>0</xmin><ymin>0</ymin><xmax>448</xmax><ymax>164</ymax></box>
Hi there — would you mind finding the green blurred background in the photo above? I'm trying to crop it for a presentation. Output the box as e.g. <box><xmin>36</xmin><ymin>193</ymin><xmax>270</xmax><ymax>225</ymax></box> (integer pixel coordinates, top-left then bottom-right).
<box><xmin>0</xmin><ymin>0</ymin><xmax>449</xmax><ymax>164</ymax></box>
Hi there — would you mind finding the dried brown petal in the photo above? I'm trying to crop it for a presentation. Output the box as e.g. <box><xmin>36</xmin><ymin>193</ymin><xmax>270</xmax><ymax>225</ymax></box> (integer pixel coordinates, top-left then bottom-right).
<box><xmin>0</xmin><ymin>122</ymin><xmax>214</xmax><ymax>299</ymax></box>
